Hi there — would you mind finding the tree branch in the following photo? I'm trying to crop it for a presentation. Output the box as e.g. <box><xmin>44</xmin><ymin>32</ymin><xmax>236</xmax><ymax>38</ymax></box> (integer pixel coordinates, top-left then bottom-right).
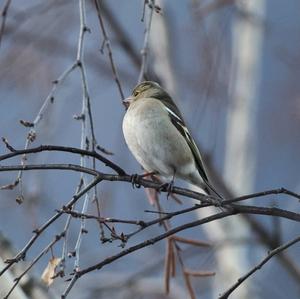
<box><xmin>94</xmin><ymin>0</ymin><xmax>125</xmax><ymax>102</ymax></box>
<box><xmin>219</xmin><ymin>235</ymin><xmax>300</xmax><ymax>299</ymax></box>
<box><xmin>0</xmin><ymin>176</ymin><xmax>101</xmax><ymax>275</ymax></box>
<box><xmin>0</xmin><ymin>0</ymin><xmax>12</xmax><ymax>47</ymax></box>
<box><xmin>0</xmin><ymin>144</ymin><xmax>126</xmax><ymax>175</ymax></box>
<box><xmin>72</xmin><ymin>205</ymin><xmax>299</xmax><ymax>279</ymax></box>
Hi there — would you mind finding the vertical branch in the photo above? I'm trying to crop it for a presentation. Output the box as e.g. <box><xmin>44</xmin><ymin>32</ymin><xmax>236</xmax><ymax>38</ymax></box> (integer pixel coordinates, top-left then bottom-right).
<box><xmin>219</xmin><ymin>235</ymin><xmax>300</xmax><ymax>299</ymax></box>
<box><xmin>11</xmin><ymin>62</ymin><xmax>78</xmax><ymax>193</ymax></box>
<box><xmin>73</xmin><ymin>0</ymin><xmax>92</xmax><ymax>271</ymax></box>
<box><xmin>60</xmin><ymin>178</ymin><xmax>84</xmax><ymax>275</ymax></box>
<box><xmin>77</xmin><ymin>0</ymin><xmax>96</xmax><ymax>152</ymax></box>
<box><xmin>94</xmin><ymin>0</ymin><xmax>125</xmax><ymax>101</ymax></box>
<box><xmin>138</xmin><ymin>0</ymin><xmax>155</xmax><ymax>83</ymax></box>
<box><xmin>93</xmin><ymin>0</ymin><xmax>126</xmax><ymax>239</ymax></box>
<box><xmin>0</xmin><ymin>0</ymin><xmax>12</xmax><ymax>48</ymax></box>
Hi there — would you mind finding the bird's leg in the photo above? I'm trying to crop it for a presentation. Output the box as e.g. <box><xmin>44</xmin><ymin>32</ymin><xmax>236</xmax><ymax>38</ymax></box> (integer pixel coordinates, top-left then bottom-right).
<box><xmin>167</xmin><ymin>170</ymin><xmax>176</xmax><ymax>199</ymax></box>
<box><xmin>159</xmin><ymin>170</ymin><xmax>176</xmax><ymax>198</ymax></box>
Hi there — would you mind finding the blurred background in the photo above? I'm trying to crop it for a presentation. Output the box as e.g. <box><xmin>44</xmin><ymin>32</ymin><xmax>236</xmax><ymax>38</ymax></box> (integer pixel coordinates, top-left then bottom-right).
<box><xmin>0</xmin><ymin>0</ymin><xmax>299</xmax><ymax>298</ymax></box>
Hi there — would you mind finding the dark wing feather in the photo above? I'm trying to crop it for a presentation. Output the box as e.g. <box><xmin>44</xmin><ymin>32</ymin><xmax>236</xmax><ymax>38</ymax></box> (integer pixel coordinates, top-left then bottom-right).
<box><xmin>154</xmin><ymin>91</ymin><xmax>209</xmax><ymax>182</ymax></box>
<box><xmin>168</xmin><ymin>113</ymin><xmax>223</xmax><ymax>198</ymax></box>
<box><xmin>167</xmin><ymin>108</ymin><xmax>209</xmax><ymax>183</ymax></box>
<box><xmin>153</xmin><ymin>90</ymin><xmax>223</xmax><ymax>198</ymax></box>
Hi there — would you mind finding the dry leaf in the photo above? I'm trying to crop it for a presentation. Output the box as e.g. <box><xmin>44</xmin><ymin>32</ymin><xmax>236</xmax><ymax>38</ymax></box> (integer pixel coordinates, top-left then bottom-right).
<box><xmin>41</xmin><ymin>257</ymin><xmax>61</xmax><ymax>287</ymax></box>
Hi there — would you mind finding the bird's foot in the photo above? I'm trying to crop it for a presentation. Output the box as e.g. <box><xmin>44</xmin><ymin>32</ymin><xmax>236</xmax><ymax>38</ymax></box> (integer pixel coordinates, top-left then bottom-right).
<box><xmin>130</xmin><ymin>171</ymin><xmax>157</xmax><ymax>189</ymax></box>
<box><xmin>130</xmin><ymin>174</ymin><xmax>141</xmax><ymax>189</ymax></box>
<box><xmin>158</xmin><ymin>181</ymin><xmax>174</xmax><ymax>198</ymax></box>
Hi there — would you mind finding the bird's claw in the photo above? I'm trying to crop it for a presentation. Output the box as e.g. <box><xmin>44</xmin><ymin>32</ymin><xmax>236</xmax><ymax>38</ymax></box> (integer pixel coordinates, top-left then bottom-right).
<box><xmin>158</xmin><ymin>181</ymin><xmax>174</xmax><ymax>198</ymax></box>
<box><xmin>130</xmin><ymin>174</ymin><xmax>141</xmax><ymax>188</ymax></box>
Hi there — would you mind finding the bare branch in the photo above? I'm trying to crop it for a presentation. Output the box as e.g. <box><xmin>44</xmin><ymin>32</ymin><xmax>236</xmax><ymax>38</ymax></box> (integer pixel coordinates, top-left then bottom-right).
<box><xmin>60</xmin><ymin>209</ymin><xmax>146</xmax><ymax>227</ymax></box>
<box><xmin>94</xmin><ymin>0</ymin><xmax>125</xmax><ymax>102</ymax></box>
<box><xmin>219</xmin><ymin>235</ymin><xmax>300</xmax><ymax>299</ymax></box>
<box><xmin>0</xmin><ymin>144</ymin><xmax>126</xmax><ymax>175</ymax></box>
<box><xmin>58</xmin><ymin>203</ymin><xmax>300</xmax><ymax>295</ymax></box>
<box><xmin>0</xmin><ymin>0</ymin><xmax>12</xmax><ymax>47</ymax></box>
<box><xmin>1</xmin><ymin>164</ymin><xmax>299</xmax><ymax>212</ymax></box>
<box><xmin>138</xmin><ymin>0</ymin><xmax>155</xmax><ymax>83</ymax></box>
<box><xmin>3</xmin><ymin>232</ymin><xmax>64</xmax><ymax>299</ymax></box>
<box><xmin>0</xmin><ymin>176</ymin><xmax>101</xmax><ymax>275</ymax></box>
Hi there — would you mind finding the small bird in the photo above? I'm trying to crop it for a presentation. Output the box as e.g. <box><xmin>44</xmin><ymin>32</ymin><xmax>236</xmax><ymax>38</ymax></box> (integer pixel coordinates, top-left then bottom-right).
<box><xmin>122</xmin><ymin>81</ymin><xmax>220</xmax><ymax>197</ymax></box>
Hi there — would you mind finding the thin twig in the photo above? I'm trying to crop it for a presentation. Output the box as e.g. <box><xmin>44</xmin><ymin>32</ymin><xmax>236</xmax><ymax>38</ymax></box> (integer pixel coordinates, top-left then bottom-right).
<box><xmin>138</xmin><ymin>0</ymin><xmax>155</xmax><ymax>83</ymax></box>
<box><xmin>0</xmin><ymin>144</ymin><xmax>126</xmax><ymax>175</ymax></box>
<box><xmin>0</xmin><ymin>0</ymin><xmax>12</xmax><ymax>47</ymax></box>
<box><xmin>3</xmin><ymin>233</ymin><xmax>64</xmax><ymax>299</ymax></box>
<box><xmin>60</xmin><ymin>209</ymin><xmax>146</xmax><ymax>226</ymax></box>
<box><xmin>12</xmin><ymin>62</ymin><xmax>78</xmax><ymax>192</ymax></box>
<box><xmin>94</xmin><ymin>0</ymin><xmax>125</xmax><ymax>101</ymax></box>
<box><xmin>60</xmin><ymin>178</ymin><xmax>84</xmax><ymax>272</ymax></box>
<box><xmin>0</xmin><ymin>176</ymin><xmax>101</xmax><ymax>275</ymax></box>
<box><xmin>99</xmin><ymin>2</ymin><xmax>141</xmax><ymax>68</ymax></box>
<box><xmin>74</xmin><ymin>0</ymin><xmax>99</xmax><ymax>271</ymax></box>
<box><xmin>73</xmin><ymin>208</ymin><xmax>299</xmax><ymax>278</ymax></box>
<box><xmin>219</xmin><ymin>235</ymin><xmax>300</xmax><ymax>299</ymax></box>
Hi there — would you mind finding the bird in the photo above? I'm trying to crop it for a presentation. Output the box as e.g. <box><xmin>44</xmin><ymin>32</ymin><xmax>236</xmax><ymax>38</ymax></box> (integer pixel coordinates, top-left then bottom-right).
<box><xmin>122</xmin><ymin>81</ymin><xmax>220</xmax><ymax>197</ymax></box>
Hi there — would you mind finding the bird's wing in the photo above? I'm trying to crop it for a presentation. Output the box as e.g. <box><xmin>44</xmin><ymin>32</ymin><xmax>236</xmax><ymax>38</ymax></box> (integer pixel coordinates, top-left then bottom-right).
<box><xmin>165</xmin><ymin>109</ymin><xmax>223</xmax><ymax>198</ymax></box>
<box><xmin>162</xmin><ymin>104</ymin><xmax>209</xmax><ymax>183</ymax></box>
<box><xmin>153</xmin><ymin>93</ymin><xmax>222</xmax><ymax>198</ymax></box>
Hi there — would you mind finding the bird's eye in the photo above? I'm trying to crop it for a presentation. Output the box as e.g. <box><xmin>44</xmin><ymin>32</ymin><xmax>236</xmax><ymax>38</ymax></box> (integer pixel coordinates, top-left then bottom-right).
<box><xmin>133</xmin><ymin>90</ymin><xmax>139</xmax><ymax>97</ymax></box>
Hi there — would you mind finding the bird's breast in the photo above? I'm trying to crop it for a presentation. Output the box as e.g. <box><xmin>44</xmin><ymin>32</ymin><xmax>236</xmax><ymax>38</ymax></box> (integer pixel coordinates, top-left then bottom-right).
<box><xmin>122</xmin><ymin>98</ymin><xmax>196</xmax><ymax>180</ymax></box>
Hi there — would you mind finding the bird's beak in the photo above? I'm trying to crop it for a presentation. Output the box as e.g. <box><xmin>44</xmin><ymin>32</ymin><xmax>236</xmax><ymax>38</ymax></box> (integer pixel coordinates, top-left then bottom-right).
<box><xmin>122</xmin><ymin>96</ymin><xmax>134</xmax><ymax>110</ymax></box>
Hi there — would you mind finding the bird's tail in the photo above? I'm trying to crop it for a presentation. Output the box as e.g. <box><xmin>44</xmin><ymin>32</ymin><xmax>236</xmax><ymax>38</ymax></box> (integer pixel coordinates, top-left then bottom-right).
<box><xmin>203</xmin><ymin>180</ymin><xmax>223</xmax><ymax>201</ymax></box>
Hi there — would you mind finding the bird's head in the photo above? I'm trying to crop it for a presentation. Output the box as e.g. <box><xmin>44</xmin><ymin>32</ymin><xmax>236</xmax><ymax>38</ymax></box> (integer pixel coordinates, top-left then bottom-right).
<box><xmin>123</xmin><ymin>81</ymin><xmax>163</xmax><ymax>109</ymax></box>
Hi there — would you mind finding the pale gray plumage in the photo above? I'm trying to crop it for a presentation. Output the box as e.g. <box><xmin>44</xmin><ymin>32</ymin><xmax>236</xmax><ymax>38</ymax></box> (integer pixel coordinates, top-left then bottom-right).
<box><xmin>122</xmin><ymin>81</ymin><xmax>219</xmax><ymax>196</ymax></box>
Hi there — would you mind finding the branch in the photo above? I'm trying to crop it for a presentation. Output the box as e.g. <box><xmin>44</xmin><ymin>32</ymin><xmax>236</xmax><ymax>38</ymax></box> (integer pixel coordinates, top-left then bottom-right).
<box><xmin>0</xmin><ymin>176</ymin><xmax>101</xmax><ymax>275</ymax></box>
<box><xmin>60</xmin><ymin>208</ymin><xmax>147</xmax><ymax>227</ymax></box>
<box><xmin>0</xmin><ymin>0</ymin><xmax>12</xmax><ymax>47</ymax></box>
<box><xmin>3</xmin><ymin>232</ymin><xmax>64</xmax><ymax>299</ymax></box>
<box><xmin>1</xmin><ymin>163</ymin><xmax>299</xmax><ymax>208</ymax></box>
<box><xmin>138</xmin><ymin>0</ymin><xmax>155</xmax><ymax>83</ymax></box>
<box><xmin>94</xmin><ymin>0</ymin><xmax>125</xmax><ymax>101</ymax></box>
<box><xmin>1</xmin><ymin>162</ymin><xmax>299</xmax><ymax>297</ymax></box>
<box><xmin>0</xmin><ymin>144</ymin><xmax>126</xmax><ymax>175</ymax></box>
<box><xmin>219</xmin><ymin>235</ymin><xmax>300</xmax><ymax>299</ymax></box>
<box><xmin>69</xmin><ymin>205</ymin><xmax>299</xmax><ymax>282</ymax></box>
<box><xmin>0</xmin><ymin>164</ymin><xmax>100</xmax><ymax>177</ymax></box>
<box><xmin>99</xmin><ymin>1</ymin><xmax>141</xmax><ymax>68</ymax></box>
